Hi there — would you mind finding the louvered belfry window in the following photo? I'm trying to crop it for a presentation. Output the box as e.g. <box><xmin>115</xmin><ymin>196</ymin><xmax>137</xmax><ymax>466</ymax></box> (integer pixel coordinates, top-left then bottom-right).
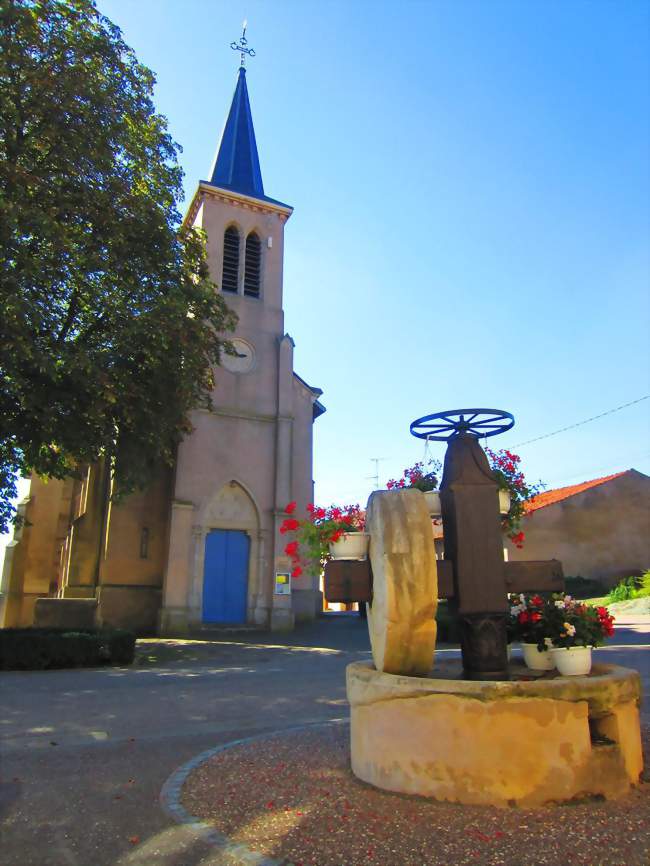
<box><xmin>244</xmin><ymin>232</ymin><xmax>261</xmax><ymax>298</ymax></box>
<box><xmin>222</xmin><ymin>226</ymin><xmax>240</xmax><ymax>293</ymax></box>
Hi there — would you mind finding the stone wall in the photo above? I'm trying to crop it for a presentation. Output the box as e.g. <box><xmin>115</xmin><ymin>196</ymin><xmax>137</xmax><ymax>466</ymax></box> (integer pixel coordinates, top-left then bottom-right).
<box><xmin>505</xmin><ymin>470</ymin><xmax>650</xmax><ymax>588</ymax></box>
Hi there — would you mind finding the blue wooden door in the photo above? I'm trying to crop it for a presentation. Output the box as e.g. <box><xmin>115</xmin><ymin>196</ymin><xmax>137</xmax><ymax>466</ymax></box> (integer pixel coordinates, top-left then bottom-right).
<box><xmin>202</xmin><ymin>530</ymin><xmax>250</xmax><ymax>623</ymax></box>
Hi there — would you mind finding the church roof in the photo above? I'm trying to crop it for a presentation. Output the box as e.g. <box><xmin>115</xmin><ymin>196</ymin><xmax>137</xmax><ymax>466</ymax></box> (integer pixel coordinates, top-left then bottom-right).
<box><xmin>206</xmin><ymin>67</ymin><xmax>290</xmax><ymax>209</ymax></box>
<box><xmin>293</xmin><ymin>372</ymin><xmax>326</xmax><ymax>420</ymax></box>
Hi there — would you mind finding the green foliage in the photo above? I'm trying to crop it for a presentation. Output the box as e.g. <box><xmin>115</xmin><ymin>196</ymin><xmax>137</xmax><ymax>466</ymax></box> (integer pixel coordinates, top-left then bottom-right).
<box><xmin>0</xmin><ymin>0</ymin><xmax>236</xmax><ymax>532</ymax></box>
<box><xmin>638</xmin><ymin>570</ymin><xmax>650</xmax><ymax>598</ymax></box>
<box><xmin>0</xmin><ymin>627</ymin><xmax>136</xmax><ymax>669</ymax></box>
<box><xmin>606</xmin><ymin>577</ymin><xmax>640</xmax><ymax>603</ymax></box>
<box><xmin>606</xmin><ymin>570</ymin><xmax>650</xmax><ymax>603</ymax></box>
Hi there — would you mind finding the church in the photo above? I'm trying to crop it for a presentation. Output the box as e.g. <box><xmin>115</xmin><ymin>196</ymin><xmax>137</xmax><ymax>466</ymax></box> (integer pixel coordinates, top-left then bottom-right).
<box><xmin>0</xmin><ymin>60</ymin><xmax>325</xmax><ymax>634</ymax></box>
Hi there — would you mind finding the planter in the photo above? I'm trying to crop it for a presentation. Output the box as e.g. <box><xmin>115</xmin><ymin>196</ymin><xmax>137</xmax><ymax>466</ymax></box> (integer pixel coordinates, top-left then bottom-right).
<box><xmin>423</xmin><ymin>489</ymin><xmax>508</xmax><ymax>516</ymax></box>
<box><xmin>329</xmin><ymin>532</ymin><xmax>370</xmax><ymax>560</ymax></box>
<box><xmin>423</xmin><ymin>491</ymin><xmax>441</xmax><ymax>516</ymax></box>
<box><xmin>522</xmin><ymin>641</ymin><xmax>555</xmax><ymax>671</ymax></box>
<box><xmin>551</xmin><ymin>646</ymin><xmax>592</xmax><ymax>677</ymax></box>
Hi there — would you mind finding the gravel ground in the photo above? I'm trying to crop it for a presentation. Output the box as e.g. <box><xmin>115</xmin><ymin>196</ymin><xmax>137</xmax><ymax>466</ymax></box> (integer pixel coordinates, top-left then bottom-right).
<box><xmin>181</xmin><ymin>723</ymin><xmax>650</xmax><ymax>866</ymax></box>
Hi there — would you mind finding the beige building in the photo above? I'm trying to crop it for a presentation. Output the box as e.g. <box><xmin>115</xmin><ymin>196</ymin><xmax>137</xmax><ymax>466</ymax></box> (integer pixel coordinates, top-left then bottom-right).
<box><xmin>504</xmin><ymin>469</ymin><xmax>650</xmax><ymax>587</ymax></box>
<box><xmin>1</xmin><ymin>65</ymin><xmax>324</xmax><ymax>634</ymax></box>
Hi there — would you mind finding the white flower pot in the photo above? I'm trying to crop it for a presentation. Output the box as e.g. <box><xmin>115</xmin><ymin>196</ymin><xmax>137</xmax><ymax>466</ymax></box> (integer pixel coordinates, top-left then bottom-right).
<box><xmin>328</xmin><ymin>532</ymin><xmax>370</xmax><ymax>560</ymax></box>
<box><xmin>499</xmin><ymin>489</ymin><xmax>511</xmax><ymax>515</ymax></box>
<box><xmin>423</xmin><ymin>491</ymin><xmax>441</xmax><ymax>516</ymax></box>
<box><xmin>522</xmin><ymin>642</ymin><xmax>555</xmax><ymax>671</ymax></box>
<box><xmin>551</xmin><ymin>646</ymin><xmax>592</xmax><ymax>676</ymax></box>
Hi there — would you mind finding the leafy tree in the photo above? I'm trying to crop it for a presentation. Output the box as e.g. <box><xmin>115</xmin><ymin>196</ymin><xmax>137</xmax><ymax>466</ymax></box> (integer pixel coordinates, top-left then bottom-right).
<box><xmin>0</xmin><ymin>0</ymin><xmax>236</xmax><ymax>533</ymax></box>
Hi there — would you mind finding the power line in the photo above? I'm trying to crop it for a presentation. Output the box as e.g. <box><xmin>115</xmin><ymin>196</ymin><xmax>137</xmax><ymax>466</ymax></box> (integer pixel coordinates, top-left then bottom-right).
<box><xmin>511</xmin><ymin>395</ymin><xmax>649</xmax><ymax>448</ymax></box>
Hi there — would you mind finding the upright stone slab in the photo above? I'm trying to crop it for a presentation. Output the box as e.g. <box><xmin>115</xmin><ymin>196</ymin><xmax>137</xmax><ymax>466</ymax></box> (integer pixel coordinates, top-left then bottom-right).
<box><xmin>366</xmin><ymin>489</ymin><xmax>438</xmax><ymax>676</ymax></box>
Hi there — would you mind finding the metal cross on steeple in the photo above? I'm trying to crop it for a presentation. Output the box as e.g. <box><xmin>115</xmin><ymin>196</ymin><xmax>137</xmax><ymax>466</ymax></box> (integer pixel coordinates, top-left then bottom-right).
<box><xmin>230</xmin><ymin>20</ymin><xmax>256</xmax><ymax>68</ymax></box>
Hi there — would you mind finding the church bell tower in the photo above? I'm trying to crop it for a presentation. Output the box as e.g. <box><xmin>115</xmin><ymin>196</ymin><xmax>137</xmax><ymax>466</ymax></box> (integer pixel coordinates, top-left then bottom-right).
<box><xmin>159</xmin><ymin>29</ymin><xmax>324</xmax><ymax>634</ymax></box>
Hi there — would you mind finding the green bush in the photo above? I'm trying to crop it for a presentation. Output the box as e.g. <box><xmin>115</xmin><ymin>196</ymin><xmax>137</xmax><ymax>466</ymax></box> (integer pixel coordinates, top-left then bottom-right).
<box><xmin>637</xmin><ymin>570</ymin><xmax>650</xmax><ymax>598</ymax></box>
<box><xmin>606</xmin><ymin>576</ymin><xmax>642</xmax><ymax>603</ymax></box>
<box><xmin>0</xmin><ymin>627</ymin><xmax>135</xmax><ymax>670</ymax></box>
<box><xmin>605</xmin><ymin>570</ymin><xmax>650</xmax><ymax>604</ymax></box>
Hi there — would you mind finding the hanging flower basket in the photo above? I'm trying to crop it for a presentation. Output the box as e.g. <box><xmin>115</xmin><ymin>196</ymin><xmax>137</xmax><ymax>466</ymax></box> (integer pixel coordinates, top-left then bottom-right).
<box><xmin>279</xmin><ymin>502</ymin><xmax>367</xmax><ymax>576</ymax></box>
<box><xmin>329</xmin><ymin>532</ymin><xmax>370</xmax><ymax>560</ymax></box>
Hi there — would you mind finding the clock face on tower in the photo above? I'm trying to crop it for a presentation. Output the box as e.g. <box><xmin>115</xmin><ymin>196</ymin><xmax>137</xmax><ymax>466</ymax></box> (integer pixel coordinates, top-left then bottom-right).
<box><xmin>221</xmin><ymin>338</ymin><xmax>256</xmax><ymax>374</ymax></box>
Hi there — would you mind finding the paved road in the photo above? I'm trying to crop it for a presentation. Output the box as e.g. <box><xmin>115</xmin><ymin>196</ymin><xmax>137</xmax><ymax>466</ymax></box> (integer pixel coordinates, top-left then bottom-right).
<box><xmin>0</xmin><ymin>613</ymin><xmax>647</xmax><ymax>866</ymax></box>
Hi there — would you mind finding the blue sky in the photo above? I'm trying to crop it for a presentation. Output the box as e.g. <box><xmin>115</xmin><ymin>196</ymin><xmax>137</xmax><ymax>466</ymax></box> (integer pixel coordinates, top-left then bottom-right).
<box><xmin>64</xmin><ymin>0</ymin><xmax>650</xmax><ymax>501</ymax></box>
<box><xmin>7</xmin><ymin>1</ymin><xmax>650</xmax><ymax>529</ymax></box>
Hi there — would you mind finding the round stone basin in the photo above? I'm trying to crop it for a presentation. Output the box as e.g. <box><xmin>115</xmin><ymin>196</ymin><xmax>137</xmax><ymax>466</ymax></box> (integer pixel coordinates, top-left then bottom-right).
<box><xmin>346</xmin><ymin>660</ymin><xmax>643</xmax><ymax>807</ymax></box>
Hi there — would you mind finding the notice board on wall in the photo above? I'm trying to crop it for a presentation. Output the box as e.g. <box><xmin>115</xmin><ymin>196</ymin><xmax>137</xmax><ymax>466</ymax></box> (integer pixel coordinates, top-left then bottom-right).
<box><xmin>274</xmin><ymin>572</ymin><xmax>291</xmax><ymax>595</ymax></box>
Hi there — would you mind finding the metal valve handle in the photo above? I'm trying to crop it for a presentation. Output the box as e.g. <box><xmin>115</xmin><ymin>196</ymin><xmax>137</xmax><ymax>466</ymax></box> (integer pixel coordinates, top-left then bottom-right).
<box><xmin>410</xmin><ymin>408</ymin><xmax>514</xmax><ymax>442</ymax></box>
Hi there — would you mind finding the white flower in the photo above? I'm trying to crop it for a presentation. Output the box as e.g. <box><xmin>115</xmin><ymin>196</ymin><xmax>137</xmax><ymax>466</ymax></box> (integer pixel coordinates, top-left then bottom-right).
<box><xmin>554</xmin><ymin>600</ymin><xmax>565</xmax><ymax>608</ymax></box>
<box><xmin>562</xmin><ymin>622</ymin><xmax>576</xmax><ymax>637</ymax></box>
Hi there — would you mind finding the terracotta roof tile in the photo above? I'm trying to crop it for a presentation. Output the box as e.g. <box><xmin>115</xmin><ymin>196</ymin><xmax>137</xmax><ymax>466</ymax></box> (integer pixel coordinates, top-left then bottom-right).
<box><xmin>524</xmin><ymin>471</ymin><xmax>628</xmax><ymax>514</ymax></box>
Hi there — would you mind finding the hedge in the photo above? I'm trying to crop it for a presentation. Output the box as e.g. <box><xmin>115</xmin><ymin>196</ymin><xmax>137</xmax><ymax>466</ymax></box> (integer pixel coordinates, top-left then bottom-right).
<box><xmin>0</xmin><ymin>628</ymin><xmax>136</xmax><ymax>670</ymax></box>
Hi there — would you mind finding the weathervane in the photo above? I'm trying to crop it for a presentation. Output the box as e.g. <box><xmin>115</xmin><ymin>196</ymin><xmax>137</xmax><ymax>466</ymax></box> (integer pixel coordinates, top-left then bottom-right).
<box><xmin>230</xmin><ymin>20</ymin><xmax>255</xmax><ymax>67</ymax></box>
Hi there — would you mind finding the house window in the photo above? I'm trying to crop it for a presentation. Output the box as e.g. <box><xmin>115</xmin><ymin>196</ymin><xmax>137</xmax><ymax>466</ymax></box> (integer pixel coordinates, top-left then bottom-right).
<box><xmin>140</xmin><ymin>527</ymin><xmax>149</xmax><ymax>559</ymax></box>
<box><xmin>222</xmin><ymin>226</ymin><xmax>240</xmax><ymax>293</ymax></box>
<box><xmin>244</xmin><ymin>232</ymin><xmax>261</xmax><ymax>298</ymax></box>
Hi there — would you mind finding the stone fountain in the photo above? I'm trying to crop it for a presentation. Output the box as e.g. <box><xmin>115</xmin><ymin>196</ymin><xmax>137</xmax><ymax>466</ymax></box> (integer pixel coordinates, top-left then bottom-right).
<box><xmin>326</xmin><ymin>409</ymin><xmax>644</xmax><ymax>807</ymax></box>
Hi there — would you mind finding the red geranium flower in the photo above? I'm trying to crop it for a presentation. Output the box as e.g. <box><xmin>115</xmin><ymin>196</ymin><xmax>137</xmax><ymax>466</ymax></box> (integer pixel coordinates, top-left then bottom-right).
<box><xmin>285</xmin><ymin>501</ymin><xmax>297</xmax><ymax>514</ymax></box>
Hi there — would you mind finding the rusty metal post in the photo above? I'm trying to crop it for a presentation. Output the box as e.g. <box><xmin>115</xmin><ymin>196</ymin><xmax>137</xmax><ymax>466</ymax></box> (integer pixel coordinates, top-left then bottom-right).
<box><xmin>439</xmin><ymin>432</ymin><xmax>509</xmax><ymax>680</ymax></box>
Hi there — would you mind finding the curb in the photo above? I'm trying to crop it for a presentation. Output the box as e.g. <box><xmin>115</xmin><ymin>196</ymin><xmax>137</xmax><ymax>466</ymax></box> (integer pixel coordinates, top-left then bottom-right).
<box><xmin>159</xmin><ymin>719</ymin><xmax>348</xmax><ymax>866</ymax></box>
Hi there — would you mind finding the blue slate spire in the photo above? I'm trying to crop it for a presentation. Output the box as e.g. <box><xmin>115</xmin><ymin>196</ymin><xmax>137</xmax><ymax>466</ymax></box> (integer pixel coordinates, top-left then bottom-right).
<box><xmin>209</xmin><ymin>67</ymin><xmax>265</xmax><ymax>198</ymax></box>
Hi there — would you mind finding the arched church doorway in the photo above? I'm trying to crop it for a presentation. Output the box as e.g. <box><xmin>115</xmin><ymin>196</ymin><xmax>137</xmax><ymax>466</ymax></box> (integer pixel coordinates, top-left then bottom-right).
<box><xmin>196</xmin><ymin>480</ymin><xmax>260</xmax><ymax>625</ymax></box>
<box><xmin>202</xmin><ymin>529</ymin><xmax>250</xmax><ymax>623</ymax></box>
